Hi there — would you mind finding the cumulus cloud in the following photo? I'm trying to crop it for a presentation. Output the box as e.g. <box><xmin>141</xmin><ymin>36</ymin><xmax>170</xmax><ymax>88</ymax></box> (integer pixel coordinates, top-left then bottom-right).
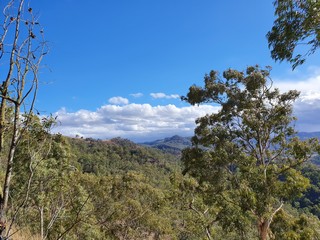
<box><xmin>130</xmin><ymin>93</ymin><xmax>143</xmax><ymax>98</ymax></box>
<box><xmin>53</xmin><ymin>104</ymin><xmax>219</xmax><ymax>142</ymax></box>
<box><xmin>150</xmin><ymin>92</ymin><xmax>180</xmax><ymax>99</ymax></box>
<box><xmin>108</xmin><ymin>96</ymin><xmax>129</xmax><ymax>105</ymax></box>
<box><xmin>274</xmin><ymin>68</ymin><xmax>320</xmax><ymax>132</ymax></box>
<box><xmin>52</xmin><ymin>68</ymin><xmax>320</xmax><ymax>142</ymax></box>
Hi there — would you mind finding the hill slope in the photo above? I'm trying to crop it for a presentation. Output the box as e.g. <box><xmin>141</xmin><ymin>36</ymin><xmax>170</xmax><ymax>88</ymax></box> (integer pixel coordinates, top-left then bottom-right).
<box><xmin>69</xmin><ymin>136</ymin><xmax>181</xmax><ymax>175</ymax></box>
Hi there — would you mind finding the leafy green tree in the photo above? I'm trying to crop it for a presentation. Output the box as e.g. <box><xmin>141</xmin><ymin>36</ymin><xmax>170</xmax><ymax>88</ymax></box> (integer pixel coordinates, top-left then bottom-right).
<box><xmin>267</xmin><ymin>0</ymin><xmax>320</xmax><ymax>68</ymax></box>
<box><xmin>181</xmin><ymin>66</ymin><xmax>320</xmax><ymax>240</ymax></box>
<box><xmin>7</xmin><ymin>119</ymin><xmax>98</xmax><ymax>240</ymax></box>
<box><xmin>271</xmin><ymin>205</ymin><xmax>320</xmax><ymax>239</ymax></box>
<box><xmin>6</xmin><ymin>115</ymin><xmax>57</xmax><ymax>238</ymax></box>
<box><xmin>292</xmin><ymin>164</ymin><xmax>320</xmax><ymax>218</ymax></box>
<box><xmin>169</xmin><ymin>172</ymin><xmax>228</xmax><ymax>240</ymax></box>
<box><xmin>80</xmin><ymin>171</ymin><xmax>176</xmax><ymax>239</ymax></box>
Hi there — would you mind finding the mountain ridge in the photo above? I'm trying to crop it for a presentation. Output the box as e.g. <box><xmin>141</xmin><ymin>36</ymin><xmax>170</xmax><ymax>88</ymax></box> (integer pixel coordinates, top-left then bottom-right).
<box><xmin>140</xmin><ymin>135</ymin><xmax>192</xmax><ymax>155</ymax></box>
<box><xmin>140</xmin><ymin>132</ymin><xmax>320</xmax><ymax>155</ymax></box>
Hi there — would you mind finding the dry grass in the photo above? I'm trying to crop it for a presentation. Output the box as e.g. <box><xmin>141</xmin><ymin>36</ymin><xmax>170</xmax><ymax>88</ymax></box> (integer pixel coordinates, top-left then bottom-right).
<box><xmin>9</xmin><ymin>228</ymin><xmax>41</xmax><ymax>240</ymax></box>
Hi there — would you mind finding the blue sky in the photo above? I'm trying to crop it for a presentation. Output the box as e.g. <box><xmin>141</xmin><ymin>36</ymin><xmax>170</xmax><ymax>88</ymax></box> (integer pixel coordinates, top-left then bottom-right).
<box><xmin>5</xmin><ymin>0</ymin><xmax>320</xmax><ymax>141</ymax></box>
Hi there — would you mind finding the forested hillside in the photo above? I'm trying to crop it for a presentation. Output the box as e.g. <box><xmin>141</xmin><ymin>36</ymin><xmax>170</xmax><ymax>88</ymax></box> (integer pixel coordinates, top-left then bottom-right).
<box><xmin>5</xmin><ymin>133</ymin><xmax>255</xmax><ymax>239</ymax></box>
<box><xmin>0</xmin><ymin>120</ymin><xmax>320</xmax><ymax>239</ymax></box>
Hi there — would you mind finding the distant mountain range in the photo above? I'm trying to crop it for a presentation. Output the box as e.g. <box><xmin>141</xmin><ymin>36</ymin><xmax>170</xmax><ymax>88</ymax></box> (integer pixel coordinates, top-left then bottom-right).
<box><xmin>297</xmin><ymin>132</ymin><xmax>320</xmax><ymax>140</ymax></box>
<box><xmin>141</xmin><ymin>135</ymin><xmax>191</xmax><ymax>155</ymax></box>
<box><xmin>141</xmin><ymin>132</ymin><xmax>320</xmax><ymax>155</ymax></box>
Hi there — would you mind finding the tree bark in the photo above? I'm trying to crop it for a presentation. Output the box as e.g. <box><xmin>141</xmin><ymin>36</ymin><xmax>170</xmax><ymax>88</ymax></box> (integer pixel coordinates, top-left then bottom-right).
<box><xmin>39</xmin><ymin>206</ymin><xmax>44</xmax><ymax>240</ymax></box>
<box><xmin>258</xmin><ymin>219</ymin><xmax>269</xmax><ymax>240</ymax></box>
<box><xmin>0</xmin><ymin>104</ymin><xmax>20</xmax><ymax>237</ymax></box>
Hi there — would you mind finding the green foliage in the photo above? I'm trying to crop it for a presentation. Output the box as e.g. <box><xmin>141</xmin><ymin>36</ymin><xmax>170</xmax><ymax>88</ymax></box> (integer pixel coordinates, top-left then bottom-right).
<box><xmin>3</xmin><ymin>111</ymin><xmax>320</xmax><ymax>239</ymax></box>
<box><xmin>292</xmin><ymin>164</ymin><xmax>320</xmax><ymax>218</ymax></box>
<box><xmin>9</xmin><ymin>118</ymin><xmax>99</xmax><ymax>239</ymax></box>
<box><xmin>182</xmin><ymin>66</ymin><xmax>320</xmax><ymax>239</ymax></box>
<box><xmin>8</xmin><ymin>128</ymin><xmax>220</xmax><ymax>239</ymax></box>
<box><xmin>81</xmin><ymin>172</ymin><xmax>176</xmax><ymax>239</ymax></box>
<box><xmin>69</xmin><ymin>137</ymin><xmax>212</xmax><ymax>239</ymax></box>
<box><xmin>267</xmin><ymin>0</ymin><xmax>320</xmax><ymax>68</ymax></box>
<box><xmin>271</xmin><ymin>205</ymin><xmax>320</xmax><ymax>239</ymax></box>
<box><xmin>69</xmin><ymin>137</ymin><xmax>179</xmax><ymax>180</ymax></box>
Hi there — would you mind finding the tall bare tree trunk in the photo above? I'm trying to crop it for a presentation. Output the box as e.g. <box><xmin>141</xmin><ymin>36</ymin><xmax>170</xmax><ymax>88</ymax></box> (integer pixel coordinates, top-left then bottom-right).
<box><xmin>0</xmin><ymin>5</ymin><xmax>24</xmax><ymax>232</ymax></box>
<box><xmin>0</xmin><ymin>0</ymin><xmax>23</xmax><ymax>152</ymax></box>
<box><xmin>1</xmin><ymin>104</ymin><xmax>20</xmax><ymax>214</ymax></box>
<box><xmin>0</xmin><ymin>96</ymin><xmax>7</xmax><ymax>152</ymax></box>
<box><xmin>0</xmin><ymin>0</ymin><xmax>47</xmax><ymax>237</ymax></box>
<box><xmin>39</xmin><ymin>206</ymin><xmax>44</xmax><ymax>239</ymax></box>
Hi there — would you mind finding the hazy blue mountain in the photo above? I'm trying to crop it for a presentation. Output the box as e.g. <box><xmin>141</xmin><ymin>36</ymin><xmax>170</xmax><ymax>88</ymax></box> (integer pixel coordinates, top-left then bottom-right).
<box><xmin>297</xmin><ymin>132</ymin><xmax>320</xmax><ymax>140</ymax></box>
<box><xmin>141</xmin><ymin>132</ymin><xmax>320</xmax><ymax>156</ymax></box>
<box><xmin>141</xmin><ymin>135</ymin><xmax>192</xmax><ymax>155</ymax></box>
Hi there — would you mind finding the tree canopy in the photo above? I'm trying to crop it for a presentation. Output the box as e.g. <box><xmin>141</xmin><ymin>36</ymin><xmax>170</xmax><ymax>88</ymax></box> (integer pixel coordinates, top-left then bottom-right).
<box><xmin>182</xmin><ymin>65</ymin><xmax>320</xmax><ymax>239</ymax></box>
<box><xmin>267</xmin><ymin>0</ymin><xmax>320</xmax><ymax>68</ymax></box>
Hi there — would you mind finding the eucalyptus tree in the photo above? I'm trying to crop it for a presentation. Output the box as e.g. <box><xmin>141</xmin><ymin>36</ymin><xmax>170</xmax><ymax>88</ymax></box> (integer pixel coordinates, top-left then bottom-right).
<box><xmin>268</xmin><ymin>0</ymin><xmax>320</xmax><ymax>69</ymax></box>
<box><xmin>0</xmin><ymin>0</ymin><xmax>48</xmax><ymax>235</ymax></box>
<box><xmin>181</xmin><ymin>66</ymin><xmax>320</xmax><ymax>240</ymax></box>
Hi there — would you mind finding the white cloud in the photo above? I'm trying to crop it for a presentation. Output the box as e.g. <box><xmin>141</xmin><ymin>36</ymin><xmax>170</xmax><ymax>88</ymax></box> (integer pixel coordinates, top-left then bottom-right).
<box><xmin>150</xmin><ymin>92</ymin><xmax>180</xmax><ymax>99</ymax></box>
<box><xmin>274</xmin><ymin>67</ymin><xmax>320</xmax><ymax>132</ymax></box>
<box><xmin>130</xmin><ymin>93</ymin><xmax>143</xmax><ymax>98</ymax></box>
<box><xmin>53</xmin><ymin>104</ymin><xmax>219</xmax><ymax>142</ymax></box>
<box><xmin>52</xmin><ymin>68</ymin><xmax>320</xmax><ymax>142</ymax></box>
<box><xmin>108</xmin><ymin>96</ymin><xmax>129</xmax><ymax>105</ymax></box>
<box><xmin>274</xmin><ymin>75</ymin><xmax>320</xmax><ymax>96</ymax></box>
